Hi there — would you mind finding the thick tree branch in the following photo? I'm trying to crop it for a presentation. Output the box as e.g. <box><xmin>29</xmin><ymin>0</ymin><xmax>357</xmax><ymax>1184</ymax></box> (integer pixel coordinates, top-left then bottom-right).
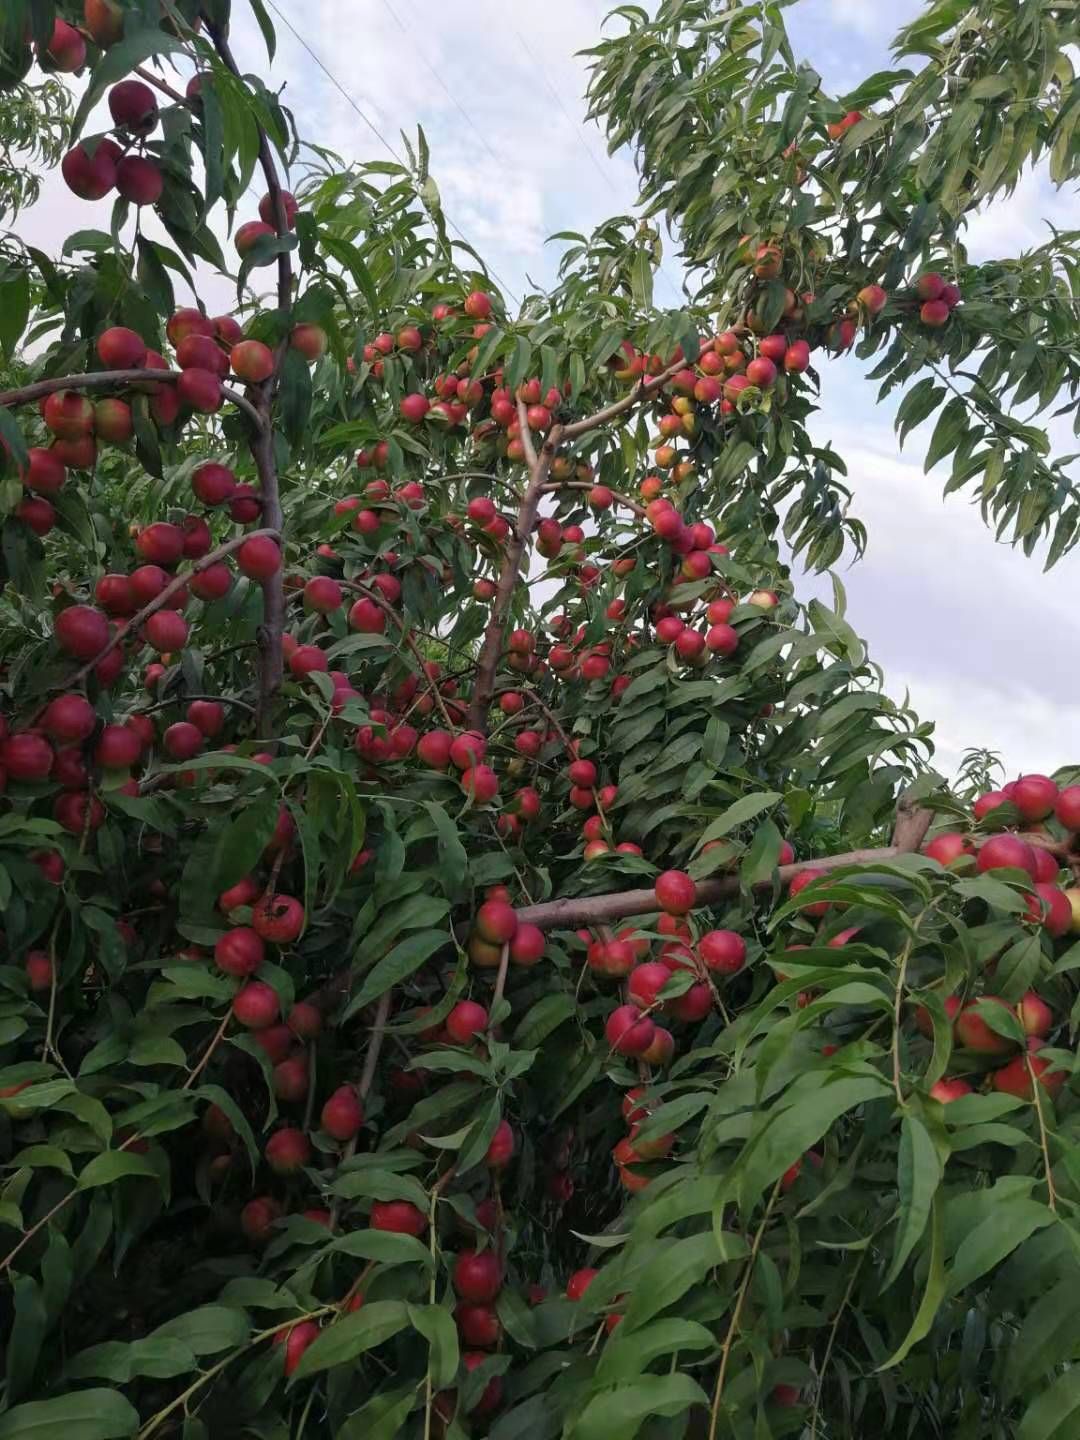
<box><xmin>0</xmin><ymin>368</ymin><xmax>263</xmax><ymax>432</ymax></box>
<box><xmin>466</xmin><ymin>423</ymin><xmax>563</xmax><ymax>730</ymax></box>
<box><xmin>559</xmin><ymin>355</ymin><xmax>688</xmax><ymax>441</ymax></box>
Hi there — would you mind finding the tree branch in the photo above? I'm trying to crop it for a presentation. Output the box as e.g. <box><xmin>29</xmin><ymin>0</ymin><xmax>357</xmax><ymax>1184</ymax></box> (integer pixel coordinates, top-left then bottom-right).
<box><xmin>0</xmin><ymin>368</ymin><xmax>264</xmax><ymax>432</ymax></box>
<box><xmin>559</xmin><ymin>355</ymin><xmax>687</xmax><ymax>441</ymax></box>
<box><xmin>540</xmin><ymin>478</ymin><xmax>647</xmax><ymax>517</ymax></box>
<box><xmin>466</xmin><ymin>423</ymin><xmax>563</xmax><ymax>730</ymax></box>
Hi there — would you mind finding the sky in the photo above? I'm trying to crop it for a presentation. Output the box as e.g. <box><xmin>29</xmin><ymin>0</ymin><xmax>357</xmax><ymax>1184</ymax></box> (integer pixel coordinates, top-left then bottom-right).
<box><xmin>16</xmin><ymin>0</ymin><xmax>1080</xmax><ymax>781</ymax></box>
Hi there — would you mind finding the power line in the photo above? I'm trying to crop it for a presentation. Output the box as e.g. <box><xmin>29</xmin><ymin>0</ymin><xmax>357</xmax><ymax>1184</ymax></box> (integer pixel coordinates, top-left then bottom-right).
<box><xmin>263</xmin><ymin>0</ymin><xmax>521</xmax><ymax>306</ymax></box>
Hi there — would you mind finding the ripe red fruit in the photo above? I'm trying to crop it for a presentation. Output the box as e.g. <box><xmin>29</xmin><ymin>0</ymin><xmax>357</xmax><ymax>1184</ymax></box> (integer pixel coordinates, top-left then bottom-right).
<box><xmin>464</xmin><ymin>291</ymin><xmax>493</xmax><ymax>320</ymax></box>
<box><xmin>417</xmin><ymin>729</ymin><xmax>453</xmax><ymax>770</ymax></box>
<box><xmin>192</xmin><ymin>462</ymin><xmax>235</xmax><ymax>506</ymax></box>
<box><xmin>44</xmin><ymin>391</ymin><xmax>96</xmax><ymax>443</ymax></box>
<box><xmin>136</xmin><ymin>522</ymin><xmax>185</xmax><ymax>568</ymax></box>
<box><xmin>450</xmin><ymin>731</ymin><xmax>487</xmax><ymax>769</ymax></box>
<box><xmin>41</xmin><ymin>694</ymin><xmax>96</xmax><ymax>744</ymax></box>
<box><xmin>1055</xmin><ymin>786</ymin><xmax>1080</xmax><ymax>831</ymax></box>
<box><xmin>788</xmin><ymin>867</ymin><xmax>829</xmax><ymax>915</ymax></box>
<box><xmin>116</xmin><ymin>154</ymin><xmax>163</xmax><ymax>205</ymax></box>
<box><xmin>232</xmin><ymin>980</ymin><xmax>280</xmax><ymax>1029</ymax></box>
<box><xmin>25</xmin><ymin>951</ymin><xmax>54</xmax><ymax>991</ymax></box>
<box><xmin>566</xmin><ymin>1268</ymin><xmax>599</xmax><ymax>1301</ymax></box>
<box><xmin>699</xmin><ymin>929</ymin><xmax>747</xmax><ymax>975</ymax></box>
<box><xmin>654</xmin><ymin>869</ymin><xmax>696</xmax><ymax>915</ymax></box>
<box><xmin>237</xmin><ymin>536</ymin><xmax>282</xmax><ymax>580</ymax></box>
<box><xmin>214</xmin><ymin>928</ymin><xmax>265</xmax><ymax>977</ymax></box>
<box><xmin>187</xmin><ymin>700</ymin><xmax>224</xmax><ymax>738</ymax></box>
<box><xmin>144</xmin><ymin>610</ymin><xmax>188</xmax><ymax>652</ymax></box>
<box><xmin>230</xmin><ymin>339</ymin><xmax>275</xmax><ymax>383</ymax></box>
<box><xmin>510</xmin><ymin>924</ymin><xmax>545</xmax><ymax>967</ymax></box>
<box><xmin>955</xmin><ymin>996</ymin><xmax>1015</xmax><ymax>1055</ymax></box>
<box><xmin>95</xmin><ymin>724</ymin><xmax>142</xmax><ymax>770</ymax></box>
<box><xmin>97</xmin><ymin>326</ymin><xmax>147</xmax><ymax>370</ymax></box>
<box><xmin>240</xmin><ymin>1197</ymin><xmax>282</xmax><ymax>1245</ymax></box>
<box><xmin>1011</xmin><ymin>773</ymin><xmax>1058</xmax><ymax>821</ymax></box>
<box><xmin>304</xmin><ymin>576</ymin><xmax>343</xmax><ymax>613</ymax></box>
<box><xmin>259</xmin><ymin>190</ymin><xmax>299</xmax><ymax>228</ymax></box>
<box><xmin>1019</xmin><ymin>991</ymin><xmax>1053</xmax><ymax>1038</ymax></box>
<box><xmin>274</xmin><ymin>1320</ymin><xmax>319</xmax><ymax>1377</ymax></box>
<box><xmin>321</xmin><ymin>1085</ymin><xmax>365</xmax><ymax>1141</ymax></box>
<box><xmin>920</xmin><ymin>299</ymin><xmax>950</xmax><ymax>327</ymax></box>
<box><xmin>54</xmin><ymin>791</ymin><xmax>105</xmax><ymax>834</ymax></box>
<box><xmin>162</xmin><ymin>720</ymin><xmax>203</xmax><ymax>761</ymax></box>
<box><xmin>62</xmin><ymin>139</ymin><xmax>120</xmax><ymax>200</ymax></box>
<box><xmin>456</xmin><ymin>1304</ymin><xmax>500</xmax><ymax>1349</ymax></box>
<box><xmin>108</xmin><ymin>79</ymin><xmax>157</xmax><ymax>133</ymax></box>
<box><xmin>21</xmin><ymin>447</ymin><xmax>66</xmax><ymax>496</ymax></box>
<box><xmin>1026</xmin><ymin>883</ymin><xmax>1072</xmax><ymax>937</ymax></box>
<box><xmin>55</xmin><ymin>604</ymin><xmax>110</xmax><ymax>660</ymax></box>
<box><xmin>272</xmin><ymin>1055</ymin><xmax>309</xmax><ymax>1103</ymax></box>
<box><xmin>977</xmin><ymin>834</ymin><xmax>1037</xmax><ymax>877</ymax></box>
<box><xmin>929</xmin><ymin>1077</ymin><xmax>972</xmax><ymax>1104</ymax></box>
<box><xmin>605</xmin><ymin>1003</ymin><xmax>656</xmax><ymax>1056</ymax></box>
<box><xmin>252</xmin><ymin>1025</ymin><xmax>292</xmax><ymax>1065</ymax></box>
<box><xmin>177</xmin><ymin>368</ymin><xmax>223</xmax><ymax>412</ymax></box>
<box><xmin>252</xmin><ymin>893</ymin><xmax>305</xmax><ymax>944</ymax></box>
<box><xmin>461</xmin><ymin>765</ymin><xmax>499</xmax><ymax>803</ymax></box>
<box><xmin>485</xmin><ymin>1119</ymin><xmax>515</xmax><ymax>1169</ymax></box>
<box><xmin>41</xmin><ymin>18</ymin><xmax>87</xmax><ymax>71</ymax></box>
<box><xmin>190</xmin><ymin>564</ymin><xmax>232</xmax><ymax>602</ymax></box>
<box><xmin>265</xmin><ymin>1127</ymin><xmax>311</xmax><ymax>1174</ymax></box>
<box><xmin>371</xmin><ymin>1200</ymin><xmax>427</xmax><ymax>1236</ymax></box>
<box><xmin>628</xmin><ymin>961</ymin><xmax>674</xmax><ymax>1010</ymax></box>
<box><xmin>235</xmin><ymin>220</ymin><xmax>277</xmax><ymax>258</ymax></box>
<box><xmin>453</xmin><ymin>1249</ymin><xmax>502</xmax><ymax>1302</ymax></box>
<box><xmin>446</xmin><ymin>1000</ymin><xmax>489</xmax><ymax>1045</ymax></box>
<box><xmin>924</xmin><ymin>832</ymin><xmax>975</xmax><ymax>866</ymax></box>
<box><xmin>348</xmin><ymin>597</ymin><xmax>385</xmax><ymax>633</ymax></box>
<box><xmin>475</xmin><ymin>899</ymin><xmax>518</xmax><ymax>944</ymax></box>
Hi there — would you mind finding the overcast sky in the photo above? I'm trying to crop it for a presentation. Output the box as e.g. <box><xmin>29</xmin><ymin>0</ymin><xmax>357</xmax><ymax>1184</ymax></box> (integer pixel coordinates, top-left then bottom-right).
<box><xmin>19</xmin><ymin>0</ymin><xmax>1080</xmax><ymax>780</ymax></box>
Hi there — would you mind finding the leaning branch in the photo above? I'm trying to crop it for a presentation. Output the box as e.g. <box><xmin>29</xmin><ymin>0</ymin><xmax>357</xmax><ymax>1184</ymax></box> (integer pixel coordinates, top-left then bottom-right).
<box><xmin>0</xmin><ymin>368</ymin><xmax>264</xmax><ymax>432</ymax></box>
<box><xmin>559</xmin><ymin>355</ymin><xmax>688</xmax><ymax>441</ymax></box>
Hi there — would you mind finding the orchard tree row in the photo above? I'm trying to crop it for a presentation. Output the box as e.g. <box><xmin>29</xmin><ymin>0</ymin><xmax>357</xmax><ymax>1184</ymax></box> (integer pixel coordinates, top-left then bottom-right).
<box><xmin>0</xmin><ymin>3</ymin><xmax>1078</xmax><ymax>1439</ymax></box>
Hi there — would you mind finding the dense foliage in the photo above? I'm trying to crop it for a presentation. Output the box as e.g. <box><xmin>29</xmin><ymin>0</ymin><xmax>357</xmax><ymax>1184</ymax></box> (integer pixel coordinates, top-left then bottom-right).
<box><xmin>0</xmin><ymin>3</ymin><xmax>1078</xmax><ymax>1439</ymax></box>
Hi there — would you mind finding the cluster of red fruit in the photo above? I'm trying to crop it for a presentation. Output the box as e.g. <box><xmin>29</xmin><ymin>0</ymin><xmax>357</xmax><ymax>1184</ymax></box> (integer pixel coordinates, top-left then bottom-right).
<box><xmin>61</xmin><ymin>77</ymin><xmax>165</xmax><ymax>207</ymax></box>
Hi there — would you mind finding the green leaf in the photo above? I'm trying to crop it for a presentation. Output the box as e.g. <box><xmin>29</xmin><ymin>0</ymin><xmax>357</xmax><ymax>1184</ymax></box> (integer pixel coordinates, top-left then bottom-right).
<box><xmin>154</xmin><ymin>1306</ymin><xmax>250</xmax><ymax>1356</ymax></box>
<box><xmin>740</xmin><ymin>1076</ymin><xmax>890</xmax><ymax>1201</ymax></box>
<box><xmin>6</xmin><ymin>1275</ymin><xmax>45</xmax><ymax>1403</ymax></box>
<box><xmin>622</xmin><ymin>1233</ymin><xmax>737</xmax><ymax>1331</ymax></box>
<box><xmin>879</xmin><ymin>1190</ymin><xmax>946</xmax><ymax>1370</ymax></box>
<box><xmin>695</xmin><ymin>791</ymin><xmax>782</xmax><ymax>848</ymax></box>
<box><xmin>342</xmin><ymin>928</ymin><xmax>451</xmax><ymax>1019</ymax></box>
<box><xmin>0</xmin><ymin>1390</ymin><xmax>139</xmax><ymax>1440</ymax></box>
<box><xmin>77</xmin><ymin>1151</ymin><xmax>162</xmax><ymax>1191</ymax></box>
<box><xmin>407</xmin><ymin>1304</ymin><xmax>459</xmax><ymax>1388</ymax></box>
<box><xmin>292</xmin><ymin>1301</ymin><xmax>410</xmax><ymax>1379</ymax></box>
<box><xmin>596</xmin><ymin>1318</ymin><xmax>715</xmax><ymax>1384</ymax></box>
<box><xmin>885</xmin><ymin>1115</ymin><xmax>941</xmax><ymax>1287</ymax></box>
<box><xmin>1018</xmin><ymin>1366</ymin><xmax>1080</xmax><ymax>1440</ymax></box>
<box><xmin>575</xmin><ymin>1374</ymin><xmax>709</xmax><ymax>1440</ymax></box>
<box><xmin>945</xmin><ymin>1199</ymin><xmax>1054</xmax><ymax>1298</ymax></box>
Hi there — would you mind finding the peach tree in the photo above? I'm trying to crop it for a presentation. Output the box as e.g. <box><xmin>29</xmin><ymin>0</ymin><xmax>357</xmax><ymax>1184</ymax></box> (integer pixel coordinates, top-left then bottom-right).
<box><xmin>0</xmin><ymin>3</ymin><xmax>1078</xmax><ymax>1439</ymax></box>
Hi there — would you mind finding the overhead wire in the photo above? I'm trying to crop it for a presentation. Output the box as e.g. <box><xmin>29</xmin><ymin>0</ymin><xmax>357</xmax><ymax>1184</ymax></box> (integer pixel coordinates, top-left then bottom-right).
<box><xmin>263</xmin><ymin>0</ymin><xmax>522</xmax><ymax>307</ymax></box>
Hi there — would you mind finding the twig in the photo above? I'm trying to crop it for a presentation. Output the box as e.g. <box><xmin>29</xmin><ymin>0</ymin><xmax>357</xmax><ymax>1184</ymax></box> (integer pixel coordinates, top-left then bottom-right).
<box><xmin>344</xmin><ymin>580</ymin><xmax>458</xmax><ymax>734</ymax></box>
<box><xmin>539</xmin><ymin>478</ymin><xmax>647</xmax><ymax>518</ymax></box>
<box><xmin>560</xmin><ymin>355</ymin><xmax>688</xmax><ymax>440</ymax></box>
<box><xmin>329</xmin><ymin>991</ymin><xmax>393</xmax><ymax>1229</ymax></box>
<box><xmin>491</xmin><ymin>942</ymin><xmax>511</xmax><ymax>1016</ymax></box>
<box><xmin>810</xmin><ymin>1254</ymin><xmax>864</xmax><ymax>1439</ymax></box>
<box><xmin>63</xmin><ymin>528</ymin><xmax>281</xmax><ymax>690</ymax></box>
<box><xmin>0</xmin><ymin>367</ymin><xmax>264</xmax><ymax>432</ymax></box>
<box><xmin>1025</xmin><ymin>1043</ymin><xmax>1057</xmax><ymax>1212</ymax></box>
<box><xmin>140</xmin><ymin>693</ymin><xmax>257</xmax><ymax>718</ymax></box>
<box><xmin>708</xmin><ymin>1180</ymin><xmax>781</xmax><ymax>1440</ymax></box>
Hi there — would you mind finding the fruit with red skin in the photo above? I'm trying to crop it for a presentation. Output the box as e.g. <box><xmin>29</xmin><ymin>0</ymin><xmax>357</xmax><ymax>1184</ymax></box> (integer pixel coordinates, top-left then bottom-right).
<box><xmin>187</xmin><ymin>700</ymin><xmax>224</xmax><ymax>738</ymax></box>
<box><xmin>955</xmin><ymin>996</ymin><xmax>1015</xmax><ymax>1054</ymax></box>
<box><xmin>190</xmin><ymin>563</ymin><xmax>232</xmax><ymax>602</ymax></box>
<box><xmin>136</xmin><ymin>521</ymin><xmax>185</xmax><ymax>568</ymax></box>
<box><xmin>108</xmin><ymin>79</ymin><xmax>157</xmax><ymax>133</ymax></box>
<box><xmin>41</xmin><ymin>694</ymin><xmax>96</xmax><ymax>744</ymax></box>
<box><xmin>26</xmin><ymin>951</ymin><xmax>55</xmax><ymax>991</ymax></box>
<box><xmin>240</xmin><ymin>1196</ymin><xmax>281</xmax><ymax>1244</ymax></box>
<box><xmin>321</xmin><ymin>1085</ymin><xmax>365</xmax><ymax>1141</ymax></box>
<box><xmin>43</xmin><ymin>390</ymin><xmax>95</xmax><ymax>441</ymax></box>
<box><xmin>453</xmin><ymin>1249</ymin><xmax>502</xmax><ymax>1302</ymax></box>
<box><xmin>214</xmin><ymin>928</ymin><xmax>264</xmax><ymax>977</ymax></box>
<box><xmin>95</xmin><ymin>725</ymin><xmax>141</xmax><ymax>770</ymax></box>
<box><xmin>94</xmin><ymin>397</ymin><xmax>134</xmax><ymax>444</ymax></box>
<box><xmin>399</xmin><ymin>392</ymin><xmax>431</xmax><ymax>424</ymax></box>
<box><xmin>783</xmin><ymin>339</ymin><xmax>811</xmax><ymax>373</ymax></box>
<box><xmin>973</xmin><ymin>790</ymin><xmax>1009</xmax><ymax>820</ymax></box>
<box><xmin>1030</xmin><ymin>847</ymin><xmax>1060</xmax><ymax>884</ymax></box>
<box><xmin>285</xmin><ymin>1002</ymin><xmax>321</xmax><ymax>1041</ymax></box>
<box><xmin>232</xmin><ymin>980</ymin><xmax>280</xmax><ymax>1029</ymax></box>
<box><xmin>675</xmin><ymin>628</ymin><xmax>706</xmax><ymax>662</ymax></box>
<box><xmin>1055</xmin><ymin>786</ymin><xmax>1080</xmax><ymax>831</ymax></box>
<box><xmin>125</xmin><ymin>713</ymin><xmax>156</xmax><ymax>754</ymax></box>
<box><xmin>977</xmin><ymin>834</ymin><xmax>1037</xmax><ymax>877</ymax></box>
<box><xmin>177</xmin><ymin>368</ymin><xmax>223</xmax><ymax>412</ymax></box>
<box><xmin>21</xmin><ymin>448</ymin><xmax>66</xmax><ymax>496</ymax></box>
<box><xmin>475</xmin><ymin>899</ymin><xmax>517</xmax><ymax>944</ymax></box>
<box><xmin>54</xmin><ymin>605</ymin><xmax>109</xmax><ymax>660</ymax></box>
<box><xmin>230</xmin><ymin>339</ymin><xmax>274</xmax><ymax>383</ymax></box>
<box><xmin>921</xmin><ymin>299</ymin><xmax>950</xmax><ymax>327</ymax></box>
<box><xmin>788</xmin><ymin>867</ymin><xmax>829</xmax><ymax>915</ymax></box>
<box><xmin>253</xmin><ymin>1025</ymin><xmax>292</xmax><ymax>1064</ymax></box>
<box><xmin>641</xmin><ymin>1025</ymin><xmax>675</xmax><ymax>1065</ymax></box>
<box><xmin>930</xmin><ymin>1077</ymin><xmax>972</xmax><ymax>1104</ymax></box>
<box><xmin>1011</xmin><ymin>773</ymin><xmax>1058</xmax><ymax>821</ymax></box>
<box><xmin>144</xmin><ymin>611</ymin><xmax>188</xmax><ymax>652</ymax></box>
<box><xmin>746</xmin><ymin>355</ymin><xmax>777</xmax><ymax>388</ymax></box>
<box><xmin>237</xmin><ymin>536</ymin><xmax>281</xmax><ymax>580</ymax></box>
<box><xmin>213</xmin><ymin>316</ymin><xmax>244</xmax><ymax>347</ymax></box>
<box><xmin>85</xmin><ymin>0</ymin><xmax>126</xmax><ymax>46</ymax></box>
<box><xmin>671</xmin><ymin>982</ymin><xmax>712</xmax><ymax>1023</ymax></box>
<box><xmin>235</xmin><ymin>220</ymin><xmax>277</xmax><ymax>259</ymax></box>
<box><xmin>655</xmin><ymin>869</ymin><xmax>696</xmax><ymax>915</ymax></box>
<box><xmin>371</xmin><ymin>1200</ymin><xmax>427</xmax><ymax>1236</ymax></box>
<box><xmin>265</xmin><ymin>1127</ymin><xmax>311</xmax><ymax>1174</ymax></box>
<box><xmin>62</xmin><ymin>139</ymin><xmax>120</xmax><ymax>200</ymax></box>
<box><xmin>348</xmin><ymin>597</ymin><xmax>385</xmax><ymax>634</ymax></box>
<box><xmin>464</xmin><ymin>291</ymin><xmax>493</xmax><ymax>319</ymax></box>
<box><xmin>219</xmin><ymin>874</ymin><xmax>259</xmax><ymax>913</ymax></box>
<box><xmin>289</xmin><ymin>645</ymin><xmax>328</xmax><ymax>679</ymax></box>
<box><xmin>31</xmin><ymin>850</ymin><xmax>65</xmax><ymax>885</ymax></box>
<box><xmin>162</xmin><ymin>721</ymin><xmax>203</xmax><ymax>761</ymax></box>
<box><xmin>510</xmin><ymin>924</ymin><xmax>545</xmax><ymax>966</ymax></box>
<box><xmin>993</xmin><ymin>1047</ymin><xmax>1066</xmax><ymax>1100</ymax></box>
<box><xmin>916</xmin><ymin>272</ymin><xmax>945</xmax><ymax>301</ymax></box>
<box><xmin>446</xmin><ymin>1000</ymin><xmax>489</xmax><ymax>1045</ymax></box>
<box><xmin>1026</xmin><ymin>883</ymin><xmax>1073</xmax><ymax>937</ymax></box>
<box><xmin>485</xmin><ymin>1119</ymin><xmax>515</xmax><ymax>1168</ymax></box>
<box><xmin>116</xmin><ymin>155</ymin><xmax>163</xmax><ymax>206</ymax></box>
<box><xmin>461</xmin><ymin>764</ymin><xmax>499</xmax><ymax>803</ymax></box>
<box><xmin>303</xmin><ymin>576</ymin><xmax>342</xmax><ymax>613</ymax></box>
<box><xmin>456</xmin><ymin>1304</ymin><xmax>500</xmax><ymax>1349</ymax></box>
<box><xmin>252</xmin><ymin>893</ymin><xmax>305</xmax><ymax>944</ymax></box>
<box><xmin>605</xmin><ymin>1004</ymin><xmax>656</xmax><ymax>1056</ymax></box>
<box><xmin>656</xmin><ymin>615</ymin><xmax>686</xmax><ymax>644</ymax></box>
<box><xmin>450</xmin><ymin>731</ymin><xmax>486</xmax><ymax>769</ymax></box>
<box><xmin>97</xmin><ymin>326</ymin><xmax>147</xmax><ymax>370</ymax></box>
<box><xmin>924</xmin><ymin>832</ymin><xmax>975</xmax><ymax>866</ymax></box>
<box><xmin>273</xmin><ymin>1055</ymin><xmax>309</xmax><ymax>1102</ymax></box>
<box><xmin>858</xmin><ymin>283</ymin><xmax>888</xmax><ymax>315</ymax></box>
<box><xmin>1019</xmin><ymin>991</ymin><xmax>1052</xmax><ymax>1038</ymax></box>
<box><xmin>706</xmin><ymin>622</ymin><xmax>739</xmax><ymax>656</ymax></box>
<box><xmin>259</xmin><ymin>190</ymin><xmax>299</xmax><ymax>227</ymax></box>
<box><xmin>566</xmin><ymin>1268</ymin><xmax>599</xmax><ymax>1302</ymax></box>
<box><xmin>699</xmin><ymin>929</ymin><xmax>747</xmax><ymax>975</ymax></box>
<box><xmin>41</xmin><ymin>18</ymin><xmax>87</xmax><ymax>71</ymax></box>
<box><xmin>417</xmin><ymin>729</ymin><xmax>453</xmax><ymax>770</ymax></box>
<box><xmin>274</xmin><ymin>1321</ymin><xmax>319</xmax><ymax>1377</ymax></box>
<box><xmin>628</xmin><ymin>961</ymin><xmax>674</xmax><ymax>1010</ymax></box>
